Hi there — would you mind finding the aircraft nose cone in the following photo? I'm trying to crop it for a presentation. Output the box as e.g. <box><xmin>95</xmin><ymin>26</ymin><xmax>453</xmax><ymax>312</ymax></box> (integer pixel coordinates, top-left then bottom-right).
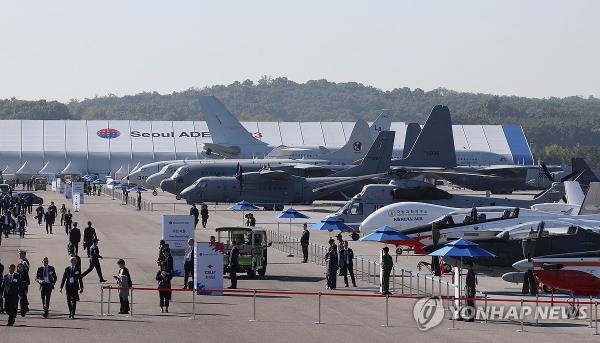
<box><xmin>179</xmin><ymin>185</ymin><xmax>196</xmax><ymax>200</ymax></box>
<box><xmin>160</xmin><ymin>179</ymin><xmax>176</xmax><ymax>193</ymax></box>
<box><xmin>512</xmin><ymin>259</ymin><xmax>532</xmax><ymax>272</ymax></box>
<box><xmin>146</xmin><ymin>175</ymin><xmax>159</xmax><ymax>187</ymax></box>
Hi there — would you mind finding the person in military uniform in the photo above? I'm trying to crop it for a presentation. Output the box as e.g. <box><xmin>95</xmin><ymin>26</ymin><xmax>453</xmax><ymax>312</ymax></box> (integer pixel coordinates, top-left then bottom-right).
<box><xmin>35</xmin><ymin>257</ymin><xmax>57</xmax><ymax>318</ymax></box>
<box><xmin>381</xmin><ymin>246</ymin><xmax>393</xmax><ymax>295</ymax></box>
<box><xmin>464</xmin><ymin>260</ymin><xmax>477</xmax><ymax>322</ymax></box>
<box><xmin>81</xmin><ymin>238</ymin><xmax>107</xmax><ymax>282</ymax></box>
<box><xmin>228</xmin><ymin>244</ymin><xmax>239</xmax><ymax>289</ymax></box>
<box><xmin>16</xmin><ymin>263</ymin><xmax>30</xmax><ymax>317</ymax></box>
<box><xmin>190</xmin><ymin>205</ymin><xmax>199</xmax><ymax>229</ymax></box>
<box><xmin>60</xmin><ymin>256</ymin><xmax>84</xmax><ymax>319</ymax></box>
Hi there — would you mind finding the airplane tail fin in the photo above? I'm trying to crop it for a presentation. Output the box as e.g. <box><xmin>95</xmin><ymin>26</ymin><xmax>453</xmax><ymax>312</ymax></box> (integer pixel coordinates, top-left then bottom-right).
<box><xmin>326</xmin><ymin>120</ymin><xmax>373</xmax><ymax>161</ymax></box>
<box><xmin>563</xmin><ymin>181</ymin><xmax>585</xmax><ymax>205</ymax></box>
<box><xmin>199</xmin><ymin>96</ymin><xmax>267</xmax><ymax>146</ymax></box>
<box><xmin>402</xmin><ymin>123</ymin><xmax>421</xmax><ymax>158</ymax></box>
<box><xmin>370</xmin><ymin>110</ymin><xmax>392</xmax><ymax>139</ymax></box>
<box><xmin>578</xmin><ymin>182</ymin><xmax>600</xmax><ymax>215</ymax></box>
<box><xmin>572</xmin><ymin>157</ymin><xmax>599</xmax><ymax>184</ymax></box>
<box><xmin>400</xmin><ymin>105</ymin><xmax>457</xmax><ymax>167</ymax></box>
<box><xmin>332</xmin><ymin>131</ymin><xmax>394</xmax><ymax>177</ymax></box>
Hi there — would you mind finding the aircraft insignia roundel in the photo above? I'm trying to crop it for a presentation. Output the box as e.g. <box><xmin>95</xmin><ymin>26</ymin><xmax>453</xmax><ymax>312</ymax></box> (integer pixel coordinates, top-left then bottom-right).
<box><xmin>97</xmin><ymin>128</ymin><xmax>121</xmax><ymax>139</ymax></box>
<box><xmin>253</xmin><ymin>132</ymin><xmax>263</xmax><ymax>139</ymax></box>
<box><xmin>353</xmin><ymin>141</ymin><xmax>362</xmax><ymax>151</ymax></box>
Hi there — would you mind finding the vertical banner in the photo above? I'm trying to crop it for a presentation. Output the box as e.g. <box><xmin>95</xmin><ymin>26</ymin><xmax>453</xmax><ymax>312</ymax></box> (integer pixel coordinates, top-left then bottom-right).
<box><xmin>73</xmin><ymin>193</ymin><xmax>81</xmax><ymax>212</ymax></box>
<box><xmin>65</xmin><ymin>183</ymin><xmax>72</xmax><ymax>199</ymax></box>
<box><xmin>51</xmin><ymin>180</ymin><xmax>57</xmax><ymax>192</ymax></box>
<box><xmin>72</xmin><ymin>181</ymin><xmax>85</xmax><ymax>204</ymax></box>
<box><xmin>161</xmin><ymin>215</ymin><xmax>195</xmax><ymax>276</ymax></box>
<box><xmin>57</xmin><ymin>179</ymin><xmax>63</xmax><ymax>193</ymax></box>
<box><xmin>194</xmin><ymin>242</ymin><xmax>224</xmax><ymax>295</ymax></box>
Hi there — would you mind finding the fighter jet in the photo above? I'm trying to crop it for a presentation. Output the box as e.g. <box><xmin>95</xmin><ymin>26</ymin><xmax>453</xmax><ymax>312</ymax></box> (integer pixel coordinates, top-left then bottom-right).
<box><xmin>178</xmin><ymin>131</ymin><xmax>395</xmax><ymax>209</ymax></box>
<box><xmin>200</xmin><ymin>95</ymin><xmax>391</xmax><ymax>159</ymax></box>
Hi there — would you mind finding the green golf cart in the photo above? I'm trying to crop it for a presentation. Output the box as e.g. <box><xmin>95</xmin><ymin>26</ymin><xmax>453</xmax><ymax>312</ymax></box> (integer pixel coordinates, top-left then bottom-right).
<box><xmin>216</xmin><ymin>226</ymin><xmax>269</xmax><ymax>278</ymax></box>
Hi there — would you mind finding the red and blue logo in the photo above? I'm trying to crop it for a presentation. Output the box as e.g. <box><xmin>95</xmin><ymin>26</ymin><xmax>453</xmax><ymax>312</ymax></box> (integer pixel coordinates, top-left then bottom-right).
<box><xmin>97</xmin><ymin>128</ymin><xmax>121</xmax><ymax>139</ymax></box>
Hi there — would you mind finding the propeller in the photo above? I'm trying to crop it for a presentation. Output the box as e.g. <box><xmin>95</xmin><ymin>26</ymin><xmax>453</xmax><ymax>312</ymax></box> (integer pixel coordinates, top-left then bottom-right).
<box><xmin>235</xmin><ymin>163</ymin><xmax>243</xmax><ymax>193</ymax></box>
<box><xmin>540</xmin><ymin>162</ymin><xmax>555</xmax><ymax>183</ymax></box>
<box><xmin>520</xmin><ymin>221</ymin><xmax>544</xmax><ymax>294</ymax></box>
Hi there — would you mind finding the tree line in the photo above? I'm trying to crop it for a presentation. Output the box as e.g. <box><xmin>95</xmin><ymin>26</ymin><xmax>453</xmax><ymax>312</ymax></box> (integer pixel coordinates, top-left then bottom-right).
<box><xmin>1</xmin><ymin>77</ymin><xmax>599</xmax><ymax>168</ymax></box>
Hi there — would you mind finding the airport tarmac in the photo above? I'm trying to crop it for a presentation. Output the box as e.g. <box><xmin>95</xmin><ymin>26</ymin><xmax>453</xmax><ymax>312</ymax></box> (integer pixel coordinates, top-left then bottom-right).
<box><xmin>0</xmin><ymin>189</ymin><xmax>598</xmax><ymax>343</ymax></box>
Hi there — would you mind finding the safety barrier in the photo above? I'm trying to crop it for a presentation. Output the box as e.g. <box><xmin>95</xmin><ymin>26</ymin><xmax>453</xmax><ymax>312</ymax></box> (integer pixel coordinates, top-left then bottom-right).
<box><xmin>99</xmin><ymin>285</ymin><xmax>600</xmax><ymax>334</ymax></box>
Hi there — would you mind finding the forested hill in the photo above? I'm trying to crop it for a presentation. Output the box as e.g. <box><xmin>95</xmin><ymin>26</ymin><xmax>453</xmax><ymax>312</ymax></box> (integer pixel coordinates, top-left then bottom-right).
<box><xmin>1</xmin><ymin>77</ymin><xmax>599</xmax><ymax>167</ymax></box>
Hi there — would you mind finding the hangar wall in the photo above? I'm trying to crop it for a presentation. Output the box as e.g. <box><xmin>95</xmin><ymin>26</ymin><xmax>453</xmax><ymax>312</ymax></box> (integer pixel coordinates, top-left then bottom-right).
<box><xmin>0</xmin><ymin>120</ymin><xmax>533</xmax><ymax>175</ymax></box>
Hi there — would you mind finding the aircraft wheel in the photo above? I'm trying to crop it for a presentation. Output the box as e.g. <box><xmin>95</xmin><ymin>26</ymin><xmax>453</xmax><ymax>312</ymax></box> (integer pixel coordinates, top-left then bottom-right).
<box><xmin>351</xmin><ymin>232</ymin><xmax>360</xmax><ymax>241</ymax></box>
<box><xmin>257</xmin><ymin>267</ymin><xmax>266</xmax><ymax>277</ymax></box>
<box><xmin>396</xmin><ymin>247</ymin><xmax>403</xmax><ymax>255</ymax></box>
<box><xmin>175</xmin><ymin>194</ymin><xmax>181</xmax><ymax>200</ymax></box>
<box><xmin>152</xmin><ymin>190</ymin><xmax>158</xmax><ymax>196</ymax></box>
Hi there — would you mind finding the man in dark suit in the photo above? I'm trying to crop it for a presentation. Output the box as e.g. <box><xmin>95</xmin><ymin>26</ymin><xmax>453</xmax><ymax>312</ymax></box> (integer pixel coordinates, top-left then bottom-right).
<box><xmin>183</xmin><ymin>239</ymin><xmax>194</xmax><ymax>289</ymax></box>
<box><xmin>0</xmin><ymin>259</ymin><xmax>4</xmax><ymax>313</ymax></box>
<box><xmin>60</xmin><ymin>257</ymin><xmax>84</xmax><ymax>319</ymax></box>
<box><xmin>2</xmin><ymin>264</ymin><xmax>20</xmax><ymax>325</ymax></box>
<box><xmin>64</xmin><ymin>210</ymin><xmax>73</xmax><ymax>235</ymax></box>
<box><xmin>163</xmin><ymin>248</ymin><xmax>174</xmax><ymax>274</ymax></box>
<box><xmin>340</xmin><ymin>241</ymin><xmax>357</xmax><ymax>287</ymax></box>
<box><xmin>190</xmin><ymin>205</ymin><xmax>199</xmax><ymax>229</ymax></box>
<box><xmin>69</xmin><ymin>222</ymin><xmax>81</xmax><ymax>256</ymax></box>
<box><xmin>82</xmin><ymin>238</ymin><xmax>107</xmax><ymax>282</ymax></box>
<box><xmin>228</xmin><ymin>244</ymin><xmax>239</xmax><ymax>289</ymax></box>
<box><xmin>300</xmin><ymin>224</ymin><xmax>310</xmax><ymax>263</ymax></box>
<box><xmin>83</xmin><ymin>221</ymin><xmax>97</xmax><ymax>257</ymax></box>
<box><xmin>35</xmin><ymin>257</ymin><xmax>57</xmax><ymax>318</ymax></box>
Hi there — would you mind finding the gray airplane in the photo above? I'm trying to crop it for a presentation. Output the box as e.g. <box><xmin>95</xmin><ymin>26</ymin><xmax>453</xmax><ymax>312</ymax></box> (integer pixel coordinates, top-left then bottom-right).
<box><xmin>159</xmin><ymin>119</ymin><xmax>374</xmax><ymax>198</ymax></box>
<box><xmin>178</xmin><ymin>131</ymin><xmax>396</xmax><ymax>209</ymax></box>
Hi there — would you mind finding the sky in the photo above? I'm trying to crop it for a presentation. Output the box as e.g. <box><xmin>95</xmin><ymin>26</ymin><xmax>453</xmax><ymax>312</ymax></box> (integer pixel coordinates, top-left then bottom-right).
<box><xmin>0</xmin><ymin>0</ymin><xmax>598</xmax><ymax>101</ymax></box>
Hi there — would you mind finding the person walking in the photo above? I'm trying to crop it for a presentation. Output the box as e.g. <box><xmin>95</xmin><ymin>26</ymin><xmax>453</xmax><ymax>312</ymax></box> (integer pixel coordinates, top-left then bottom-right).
<box><xmin>200</xmin><ymin>204</ymin><xmax>209</xmax><ymax>229</ymax></box>
<box><xmin>47</xmin><ymin>201</ymin><xmax>57</xmax><ymax>228</ymax></box>
<box><xmin>228</xmin><ymin>243</ymin><xmax>239</xmax><ymax>289</ymax></box>
<box><xmin>190</xmin><ymin>205</ymin><xmax>199</xmax><ymax>229</ymax></box>
<box><xmin>16</xmin><ymin>263</ymin><xmax>30</xmax><ymax>317</ymax></box>
<box><xmin>83</xmin><ymin>221</ymin><xmax>97</xmax><ymax>257</ymax></box>
<box><xmin>325</xmin><ymin>241</ymin><xmax>338</xmax><ymax>290</ymax></box>
<box><xmin>300</xmin><ymin>223</ymin><xmax>310</xmax><ymax>263</ymax></box>
<box><xmin>2</xmin><ymin>264</ymin><xmax>20</xmax><ymax>326</ymax></box>
<box><xmin>82</xmin><ymin>238</ymin><xmax>107</xmax><ymax>282</ymax></box>
<box><xmin>60</xmin><ymin>256</ymin><xmax>84</xmax><ymax>319</ymax></box>
<box><xmin>245</xmin><ymin>213</ymin><xmax>256</xmax><ymax>227</ymax></box>
<box><xmin>35</xmin><ymin>257</ymin><xmax>57</xmax><ymax>318</ymax></box>
<box><xmin>0</xmin><ymin>258</ymin><xmax>4</xmax><ymax>313</ymax></box>
<box><xmin>464</xmin><ymin>260</ymin><xmax>477</xmax><ymax>322</ymax></box>
<box><xmin>44</xmin><ymin>211</ymin><xmax>53</xmax><ymax>234</ymax></box>
<box><xmin>183</xmin><ymin>239</ymin><xmax>194</xmax><ymax>289</ymax></box>
<box><xmin>381</xmin><ymin>246</ymin><xmax>393</xmax><ymax>295</ymax></box>
<box><xmin>17</xmin><ymin>214</ymin><xmax>27</xmax><ymax>238</ymax></box>
<box><xmin>69</xmin><ymin>222</ymin><xmax>81</xmax><ymax>256</ymax></box>
<box><xmin>59</xmin><ymin>204</ymin><xmax>67</xmax><ymax>226</ymax></box>
<box><xmin>35</xmin><ymin>204</ymin><xmax>44</xmax><ymax>226</ymax></box>
<box><xmin>156</xmin><ymin>263</ymin><xmax>172</xmax><ymax>313</ymax></box>
<box><xmin>113</xmin><ymin>259</ymin><xmax>132</xmax><ymax>314</ymax></box>
<box><xmin>340</xmin><ymin>241</ymin><xmax>357</xmax><ymax>287</ymax></box>
<box><xmin>136</xmin><ymin>191</ymin><xmax>142</xmax><ymax>211</ymax></box>
<box><xmin>64</xmin><ymin>210</ymin><xmax>73</xmax><ymax>235</ymax></box>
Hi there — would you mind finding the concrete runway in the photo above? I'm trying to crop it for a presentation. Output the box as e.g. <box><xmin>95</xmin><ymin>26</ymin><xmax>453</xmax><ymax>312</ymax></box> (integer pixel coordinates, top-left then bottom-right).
<box><xmin>0</xmin><ymin>190</ymin><xmax>597</xmax><ymax>342</ymax></box>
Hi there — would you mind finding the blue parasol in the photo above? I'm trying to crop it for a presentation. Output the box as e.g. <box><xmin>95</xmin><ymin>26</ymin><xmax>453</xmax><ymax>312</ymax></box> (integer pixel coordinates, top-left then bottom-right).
<box><xmin>360</xmin><ymin>226</ymin><xmax>411</xmax><ymax>244</ymax></box>
<box><xmin>311</xmin><ymin>217</ymin><xmax>353</xmax><ymax>232</ymax></box>
<box><xmin>274</xmin><ymin>208</ymin><xmax>310</xmax><ymax>235</ymax></box>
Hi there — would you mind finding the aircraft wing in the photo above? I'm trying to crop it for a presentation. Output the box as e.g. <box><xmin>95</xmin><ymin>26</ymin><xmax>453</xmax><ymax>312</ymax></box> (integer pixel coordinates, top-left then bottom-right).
<box><xmin>289</xmin><ymin>163</ymin><xmax>332</xmax><ymax>172</ymax></box>
<box><xmin>389</xmin><ymin>167</ymin><xmax>501</xmax><ymax>179</ymax></box>
<box><xmin>311</xmin><ymin>173</ymin><xmax>388</xmax><ymax>194</ymax></box>
<box><xmin>203</xmin><ymin>143</ymin><xmax>241</xmax><ymax>158</ymax></box>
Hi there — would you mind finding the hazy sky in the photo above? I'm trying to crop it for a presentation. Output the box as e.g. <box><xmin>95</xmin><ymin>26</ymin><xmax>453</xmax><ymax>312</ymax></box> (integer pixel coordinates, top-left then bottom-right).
<box><xmin>1</xmin><ymin>0</ymin><xmax>598</xmax><ymax>101</ymax></box>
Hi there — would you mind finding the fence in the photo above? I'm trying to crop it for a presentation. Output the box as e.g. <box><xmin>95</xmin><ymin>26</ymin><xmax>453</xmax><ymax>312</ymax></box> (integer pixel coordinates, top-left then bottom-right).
<box><xmin>99</xmin><ymin>285</ymin><xmax>600</xmax><ymax>334</ymax></box>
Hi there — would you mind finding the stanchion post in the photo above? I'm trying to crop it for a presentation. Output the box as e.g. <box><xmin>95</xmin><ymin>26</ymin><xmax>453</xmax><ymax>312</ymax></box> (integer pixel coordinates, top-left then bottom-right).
<box><xmin>392</xmin><ymin>268</ymin><xmax>395</xmax><ymax>291</ymax></box>
<box><xmin>361</xmin><ymin>259</ymin><xmax>364</xmax><ymax>281</ymax></box>
<box><xmin>484</xmin><ymin>292</ymin><xmax>488</xmax><ymax>323</ymax></box>
<box><xmin>191</xmin><ymin>287</ymin><xmax>196</xmax><ymax>320</ymax></box>
<box><xmin>249</xmin><ymin>290</ymin><xmax>257</xmax><ymax>322</ymax></box>
<box><xmin>100</xmin><ymin>285</ymin><xmax>104</xmax><ymax>316</ymax></box>
<box><xmin>535</xmin><ymin>294</ymin><xmax>539</xmax><ymax>325</ymax></box>
<box><xmin>368</xmin><ymin>261</ymin><xmax>371</xmax><ymax>284</ymax></box>
<box><xmin>314</xmin><ymin>292</ymin><xmax>324</xmax><ymax>324</ymax></box>
<box><xmin>409</xmin><ymin>271</ymin><xmax>413</xmax><ymax>295</ymax></box>
<box><xmin>381</xmin><ymin>294</ymin><xmax>390</xmax><ymax>327</ymax></box>
<box><xmin>401</xmin><ymin>269</ymin><xmax>404</xmax><ymax>295</ymax></box>
<box><xmin>517</xmin><ymin>298</ymin><xmax>526</xmax><ymax>332</ymax></box>
<box><xmin>417</xmin><ymin>273</ymin><xmax>420</xmax><ymax>296</ymax></box>
<box><xmin>590</xmin><ymin>296</ymin><xmax>594</xmax><ymax>328</ymax></box>
<box><xmin>108</xmin><ymin>286</ymin><xmax>112</xmax><ymax>316</ymax></box>
<box><xmin>130</xmin><ymin>287</ymin><xmax>134</xmax><ymax>317</ymax></box>
<box><xmin>594</xmin><ymin>301</ymin><xmax>599</xmax><ymax>336</ymax></box>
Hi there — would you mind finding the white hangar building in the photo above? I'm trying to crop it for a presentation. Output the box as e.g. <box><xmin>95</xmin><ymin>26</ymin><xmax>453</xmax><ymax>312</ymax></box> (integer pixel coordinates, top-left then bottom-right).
<box><xmin>0</xmin><ymin>120</ymin><xmax>533</xmax><ymax>176</ymax></box>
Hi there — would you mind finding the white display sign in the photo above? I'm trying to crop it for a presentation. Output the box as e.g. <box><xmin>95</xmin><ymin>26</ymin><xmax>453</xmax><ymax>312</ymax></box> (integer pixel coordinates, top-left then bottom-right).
<box><xmin>194</xmin><ymin>242</ymin><xmax>224</xmax><ymax>295</ymax></box>
<box><xmin>51</xmin><ymin>180</ymin><xmax>57</xmax><ymax>192</ymax></box>
<box><xmin>161</xmin><ymin>215</ymin><xmax>195</xmax><ymax>276</ymax></box>
<box><xmin>73</xmin><ymin>193</ymin><xmax>81</xmax><ymax>212</ymax></box>
<box><xmin>72</xmin><ymin>182</ymin><xmax>85</xmax><ymax>204</ymax></box>
<box><xmin>57</xmin><ymin>179</ymin><xmax>63</xmax><ymax>193</ymax></box>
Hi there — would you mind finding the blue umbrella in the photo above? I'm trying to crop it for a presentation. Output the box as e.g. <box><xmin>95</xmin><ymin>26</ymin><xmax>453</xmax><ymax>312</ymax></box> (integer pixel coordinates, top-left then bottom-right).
<box><xmin>428</xmin><ymin>239</ymin><xmax>496</xmax><ymax>258</ymax></box>
<box><xmin>228</xmin><ymin>200</ymin><xmax>259</xmax><ymax>226</ymax></box>
<box><xmin>117</xmin><ymin>183</ymin><xmax>130</xmax><ymax>190</ymax></box>
<box><xmin>107</xmin><ymin>180</ymin><xmax>121</xmax><ymax>200</ymax></box>
<box><xmin>360</xmin><ymin>226</ymin><xmax>411</xmax><ymax>244</ymax></box>
<box><xmin>428</xmin><ymin>239</ymin><xmax>495</xmax><ymax>318</ymax></box>
<box><xmin>274</xmin><ymin>208</ymin><xmax>310</xmax><ymax>235</ymax></box>
<box><xmin>92</xmin><ymin>179</ymin><xmax>106</xmax><ymax>185</ymax></box>
<box><xmin>128</xmin><ymin>185</ymin><xmax>149</xmax><ymax>192</ymax></box>
<box><xmin>311</xmin><ymin>217</ymin><xmax>353</xmax><ymax>233</ymax></box>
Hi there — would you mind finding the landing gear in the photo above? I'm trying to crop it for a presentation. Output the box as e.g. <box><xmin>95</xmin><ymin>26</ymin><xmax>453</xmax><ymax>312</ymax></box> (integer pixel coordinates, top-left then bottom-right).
<box><xmin>152</xmin><ymin>190</ymin><xmax>158</xmax><ymax>196</ymax></box>
<box><xmin>175</xmin><ymin>194</ymin><xmax>181</xmax><ymax>200</ymax></box>
<box><xmin>351</xmin><ymin>232</ymin><xmax>360</xmax><ymax>241</ymax></box>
